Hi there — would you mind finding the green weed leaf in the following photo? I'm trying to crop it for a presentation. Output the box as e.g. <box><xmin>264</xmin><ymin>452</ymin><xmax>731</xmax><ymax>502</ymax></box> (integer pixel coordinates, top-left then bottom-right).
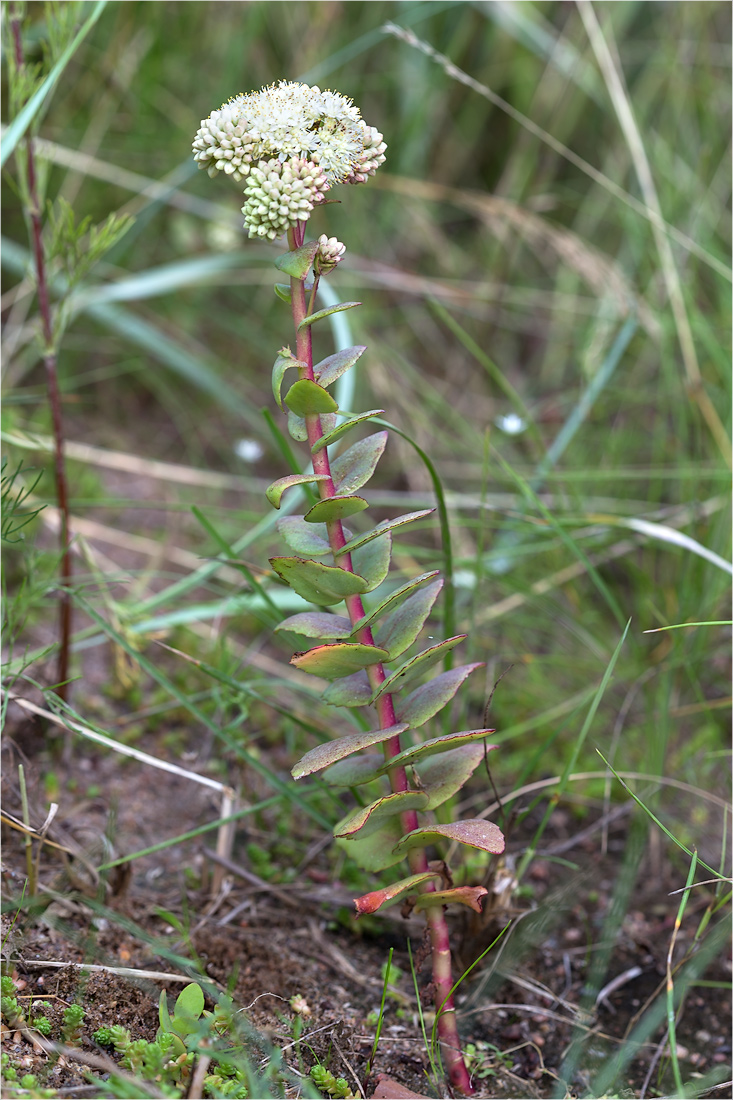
<box><xmin>371</xmin><ymin>636</ymin><xmax>467</xmax><ymax>702</ymax></box>
<box><xmin>340</xmin><ymin>510</ymin><xmax>434</xmax><ymax>555</ymax></box>
<box><xmin>304</xmin><ymin>495</ymin><xmax>369</xmax><ymax>523</ymax></box>
<box><xmin>395</xmin><ymin>664</ymin><xmax>485</xmax><ymax>727</ymax></box>
<box><xmin>352</xmin><ymin>532</ymin><xmax>392</xmax><ymax>591</ymax></box>
<box><xmin>322</xmin><ymin>669</ymin><xmax>373</xmax><ymax>707</ymax></box>
<box><xmin>379</xmin><ymin>728</ymin><xmax>497</xmax><ymax>772</ymax></box>
<box><xmin>355</xmin><ymin>872</ymin><xmax>441</xmax><ymax>916</ymax></box>
<box><xmin>413</xmin><ymin>886</ymin><xmax>489</xmax><ymax>913</ymax></box>
<box><xmin>266</xmin><ymin>473</ymin><xmax>329</xmax><ymax>508</ymax></box>
<box><xmin>314</xmin><ymin>344</ymin><xmax>367</xmax><ymax>387</ymax></box>
<box><xmin>335</xmin><ymin>790</ymin><xmax>429</xmax><ymax>839</ymax></box>
<box><xmin>270</xmin><ymin>556</ymin><xmax>369</xmax><ymax>604</ymax></box>
<box><xmin>284</xmin><ymin>378</ymin><xmax>339</xmax><ymax>417</ymax></box>
<box><xmin>351</xmin><ymin>571</ymin><xmax>440</xmax><ymax>633</ymax></box>
<box><xmin>272</xmin><ymin>348</ymin><xmax>305</xmax><ymax>411</ymax></box>
<box><xmin>311</xmin><ymin>409</ymin><xmax>385</xmax><ymax>454</ymax></box>
<box><xmin>392</xmin><ymin>820</ymin><xmax>505</xmax><ymax>858</ymax></box>
<box><xmin>291</xmin><ymin>642</ymin><xmax>390</xmax><ymax>678</ymax></box>
<box><xmin>275</xmin><ymin>240</ymin><xmax>319</xmax><ymax>279</ymax></box>
<box><xmin>276</xmin><ymin>611</ymin><xmax>353</xmax><ymax>638</ymax></box>
<box><xmin>276</xmin><ymin>516</ymin><xmax>333</xmax><ymax>555</ymax></box>
<box><xmin>376</xmin><ymin>579</ymin><xmax>443</xmax><ymax>659</ymax></box>
<box><xmin>331</xmin><ymin>432</ymin><xmax>387</xmax><ymax>494</ymax></box>
<box><xmin>298</xmin><ymin>301</ymin><xmax>361</xmax><ymax>330</ymax></box>
<box><xmin>292</xmin><ymin>721</ymin><xmax>410</xmax><ymax>779</ymax></box>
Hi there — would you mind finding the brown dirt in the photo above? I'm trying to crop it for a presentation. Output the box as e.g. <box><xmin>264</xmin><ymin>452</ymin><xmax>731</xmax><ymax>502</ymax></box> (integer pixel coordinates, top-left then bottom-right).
<box><xmin>1</xmin><ymin>701</ymin><xmax>730</xmax><ymax>1100</ymax></box>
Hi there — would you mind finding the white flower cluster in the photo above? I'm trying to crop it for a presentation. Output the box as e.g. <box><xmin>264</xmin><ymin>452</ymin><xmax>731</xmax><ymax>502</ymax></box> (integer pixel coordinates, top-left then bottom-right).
<box><xmin>193</xmin><ymin>80</ymin><xmax>386</xmax><ymax>238</ymax></box>
<box><xmin>241</xmin><ymin>159</ymin><xmax>329</xmax><ymax>240</ymax></box>
<box><xmin>314</xmin><ymin>234</ymin><xmax>346</xmax><ymax>274</ymax></box>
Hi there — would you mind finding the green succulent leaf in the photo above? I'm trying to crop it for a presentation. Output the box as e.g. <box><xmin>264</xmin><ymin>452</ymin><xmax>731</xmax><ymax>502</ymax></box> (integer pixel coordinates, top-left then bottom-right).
<box><xmin>351</xmin><ymin>571</ymin><xmax>441</xmax><ymax>633</ymax></box>
<box><xmin>276</xmin><ymin>611</ymin><xmax>353</xmax><ymax>639</ymax></box>
<box><xmin>304</xmin><ymin>495</ymin><xmax>369</xmax><ymax>523</ymax></box>
<box><xmin>270</xmin><ymin>556</ymin><xmax>368</xmax><ymax>605</ymax></box>
<box><xmin>322</xmin><ymin>753</ymin><xmax>384</xmax><ymax>786</ymax></box>
<box><xmin>311</xmin><ymin>409</ymin><xmax>385</xmax><ymax>454</ymax></box>
<box><xmin>414</xmin><ymin>745</ymin><xmax>486</xmax><ymax>810</ymax></box>
<box><xmin>284</xmin><ymin>379</ymin><xmax>339</xmax><ymax>417</ymax></box>
<box><xmin>298</xmin><ymin>301</ymin><xmax>361</xmax><ymax>331</ymax></box>
<box><xmin>335</xmin><ymin>817</ymin><xmax>405</xmax><ymax>872</ymax></box>
<box><xmin>340</xmin><ymin>510</ymin><xmax>434</xmax><ymax>555</ymax></box>
<box><xmin>277</xmin><ymin>516</ymin><xmax>342</xmax><ymax>556</ymax></box>
<box><xmin>314</xmin><ymin>345</ymin><xmax>367</xmax><ymax>388</ymax></box>
<box><xmin>287</xmin><ymin>409</ymin><xmax>308</xmax><ymax>442</ymax></box>
<box><xmin>355</xmin><ymin>872</ymin><xmax>441</xmax><ymax>916</ymax></box>
<box><xmin>292</xmin><ymin>721</ymin><xmax>410</xmax><ymax>779</ymax></box>
<box><xmin>272</xmin><ymin>347</ymin><xmax>305</xmax><ymax>411</ymax></box>
<box><xmin>274</xmin><ymin>283</ymin><xmax>292</xmax><ymax>304</ymax></box>
<box><xmin>396</xmin><ymin>663</ymin><xmax>484</xmax><ymax>728</ymax></box>
<box><xmin>379</xmin><ymin>729</ymin><xmax>497</xmax><ymax>772</ymax></box>
<box><xmin>335</xmin><ymin>790</ymin><xmax>429</xmax><ymax>839</ymax></box>
<box><xmin>352</xmin><ymin>532</ymin><xmax>392</xmax><ymax>591</ymax></box>
<box><xmin>266</xmin><ymin>473</ymin><xmax>329</xmax><ymax>509</ymax></box>
<box><xmin>331</xmin><ymin>432</ymin><xmax>388</xmax><ymax>495</ymax></box>
<box><xmin>412</xmin><ymin>886</ymin><xmax>489</xmax><ymax>914</ymax></box>
<box><xmin>322</xmin><ymin>670</ymin><xmax>372</xmax><ymax>707</ymax></box>
<box><xmin>275</xmin><ymin>240</ymin><xmax>319</xmax><ymax>280</ymax></box>
<box><xmin>376</xmin><ymin>579</ymin><xmax>443</xmax><ymax>659</ymax></box>
<box><xmin>371</xmin><ymin>636</ymin><xmax>467</xmax><ymax>703</ymax></box>
<box><xmin>291</xmin><ymin>642</ymin><xmax>390</xmax><ymax>679</ymax></box>
<box><xmin>392</xmin><ymin>819</ymin><xmax>505</xmax><ymax>858</ymax></box>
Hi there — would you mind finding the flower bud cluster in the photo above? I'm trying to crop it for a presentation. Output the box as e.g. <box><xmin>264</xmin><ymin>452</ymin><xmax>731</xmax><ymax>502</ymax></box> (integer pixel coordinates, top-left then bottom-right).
<box><xmin>193</xmin><ymin>80</ymin><xmax>386</xmax><ymax>238</ymax></box>
<box><xmin>314</xmin><ymin>235</ymin><xmax>346</xmax><ymax>274</ymax></box>
<box><xmin>241</xmin><ymin>158</ymin><xmax>329</xmax><ymax>240</ymax></box>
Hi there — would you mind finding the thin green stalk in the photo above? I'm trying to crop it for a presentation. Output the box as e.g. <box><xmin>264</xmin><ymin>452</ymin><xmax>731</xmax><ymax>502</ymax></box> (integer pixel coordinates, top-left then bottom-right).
<box><xmin>366</xmin><ymin>947</ymin><xmax>393</xmax><ymax>1078</ymax></box>
<box><xmin>665</xmin><ymin>850</ymin><xmax>698</xmax><ymax>1096</ymax></box>
<box><xmin>18</xmin><ymin>763</ymin><xmax>35</xmax><ymax>895</ymax></box>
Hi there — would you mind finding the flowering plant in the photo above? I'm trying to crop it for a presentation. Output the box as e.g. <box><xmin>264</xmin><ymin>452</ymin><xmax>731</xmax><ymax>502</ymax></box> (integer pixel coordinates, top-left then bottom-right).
<box><xmin>193</xmin><ymin>80</ymin><xmax>504</xmax><ymax>1096</ymax></box>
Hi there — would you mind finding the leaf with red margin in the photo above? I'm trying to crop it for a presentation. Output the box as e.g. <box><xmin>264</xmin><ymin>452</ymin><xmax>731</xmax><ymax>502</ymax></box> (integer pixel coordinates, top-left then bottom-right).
<box><xmin>275</xmin><ymin>612</ymin><xmax>353</xmax><ymax>639</ymax></box>
<box><xmin>354</xmin><ymin>872</ymin><xmax>440</xmax><ymax>916</ymax></box>
<box><xmin>291</xmin><ymin>642</ymin><xmax>390</xmax><ymax>679</ymax></box>
<box><xmin>335</xmin><ymin>790</ymin><xmax>428</xmax><ymax>839</ymax></box>
<box><xmin>414</xmin><ymin>745</ymin><xmax>487</xmax><ymax>810</ymax></box>
<box><xmin>314</xmin><ymin>344</ymin><xmax>367</xmax><ymax>388</ymax></box>
<box><xmin>335</xmin><ymin>817</ymin><xmax>405</xmax><ymax>872</ymax></box>
<box><xmin>291</xmin><ymin>721</ymin><xmax>409</xmax><ymax>780</ymax></box>
<box><xmin>322</xmin><ymin>670</ymin><xmax>372</xmax><ymax>707</ymax></box>
<box><xmin>370</xmin><ymin>636</ymin><xmax>467</xmax><ymax>702</ymax></box>
<box><xmin>392</xmin><ymin>819</ymin><xmax>505</xmax><ymax>858</ymax></box>
<box><xmin>412</xmin><ymin>886</ymin><xmax>489</xmax><ymax>913</ymax></box>
<box><xmin>377</xmin><ymin>729</ymin><xmax>497</xmax><ymax>772</ymax></box>
<box><xmin>395</xmin><ymin>664</ymin><xmax>484</xmax><ymax>727</ymax></box>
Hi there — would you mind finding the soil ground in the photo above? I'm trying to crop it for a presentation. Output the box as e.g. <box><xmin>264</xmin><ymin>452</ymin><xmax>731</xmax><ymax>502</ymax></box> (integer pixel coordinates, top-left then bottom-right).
<box><xmin>1</xmin><ymin>695</ymin><xmax>730</xmax><ymax>1100</ymax></box>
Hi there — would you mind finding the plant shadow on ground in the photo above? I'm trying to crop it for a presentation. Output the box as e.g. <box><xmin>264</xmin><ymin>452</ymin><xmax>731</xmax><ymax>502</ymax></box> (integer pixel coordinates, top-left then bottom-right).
<box><xmin>2</xmin><ymin>699</ymin><xmax>730</xmax><ymax>1099</ymax></box>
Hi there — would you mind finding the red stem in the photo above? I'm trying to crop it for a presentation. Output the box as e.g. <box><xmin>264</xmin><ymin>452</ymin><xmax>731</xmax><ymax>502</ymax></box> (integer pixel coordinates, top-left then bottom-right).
<box><xmin>286</xmin><ymin>226</ymin><xmax>474</xmax><ymax>1094</ymax></box>
<box><xmin>12</xmin><ymin>11</ymin><xmax>72</xmax><ymax>701</ymax></box>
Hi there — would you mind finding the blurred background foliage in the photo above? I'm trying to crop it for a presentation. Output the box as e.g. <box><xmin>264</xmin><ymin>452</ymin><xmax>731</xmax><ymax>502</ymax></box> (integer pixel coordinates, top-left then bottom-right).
<box><xmin>2</xmin><ymin>0</ymin><xmax>731</xmax><ymax>816</ymax></box>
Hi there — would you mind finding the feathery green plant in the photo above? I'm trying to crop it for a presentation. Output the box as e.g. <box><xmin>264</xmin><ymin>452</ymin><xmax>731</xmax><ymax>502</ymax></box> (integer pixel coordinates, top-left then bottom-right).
<box><xmin>192</xmin><ymin>78</ymin><xmax>506</xmax><ymax>1096</ymax></box>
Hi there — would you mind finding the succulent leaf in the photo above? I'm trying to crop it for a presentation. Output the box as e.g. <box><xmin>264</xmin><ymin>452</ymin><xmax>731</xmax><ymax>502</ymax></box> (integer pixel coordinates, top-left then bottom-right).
<box><xmin>371</xmin><ymin>636</ymin><xmax>467</xmax><ymax>703</ymax></box>
<box><xmin>276</xmin><ymin>516</ymin><xmax>333</xmax><ymax>555</ymax></box>
<box><xmin>322</xmin><ymin>669</ymin><xmax>372</xmax><ymax>706</ymax></box>
<box><xmin>354</xmin><ymin>872</ymin><xmax>441</xmax><ymax>916</ymax></box>
<box><xmin>395</xmin><ymin>663</ymin><xmax>484</xmax><ymax>727</ymax></box>
<box><xmin>376</xmin><ymin>579</ymin><xmax>443</xmax><ymax>659</ymax></box>
<box><xmin>335</xmin><ymin>816</ymin><xmax>405</xmax><ymax>872</ymax></box>
<box><xmin>276</xmin><ymin>611</ymin><xmax>353</xmax><ymax>638</ymax></box>
<box><xmin>335</xmin><ymin>790</ymin><xmax>429</xmax><ymax>839</ymax></box>
<box><xmin>275</xmin><ymin>240</ymin><xmax>319</xmax><ymax>279</ymax></box>
<box><xmin>351</xmin><ymin>571</ymin><xmax>441</xmax><ymax>633</ymax></box>
<box><xmin>413</xmin><ymin>886</ymin><xmax>489</xmax><ymax>914</ymax></box>
<box><xmin>322</xmin><ymin>753</ymin><xmax>384</xmax><ymax>786</ymax></box>
<box><xmin>298</xmin><ymin>301</ymin><xmax>361</xmax><ymax>331</ymax></box>
<box><xmin>413</xmin><ymin>745</ymin><xmax>486</xmax><ymax>810</ymax></box>
<box><xmin>314</xmin><ymin>345</ymin><xmax>367</xmax><ymax>388</ymax></box>
<box><xmin>392</xmin><ymin>819</ymin><xmax>505</xmax><ymax>858</ymax></box>
<box><xmin>304</xmin><ymin>495</ymin><xmax>369</xmax><ymax>523</ymax></box>
<box><xmin>266</xmin><ymin>473</ymin><xmax>329</xmax><ymax>508</ymax></box>
<box><xmin>270</xmin><ymin>556</ymin><xmax>368</xmax><ymax>604</ymax></box>
<box><xmin>352</xmin><ymin>532</ymin><xmax>392</xmax><ymax>591</ymax></box>
<box><xmin>312</xmin><ymin>409</ymin><xmax>385</xmax><ymax>454</ymax></box>
<box><xmin>272</xmin><ymin>347</ymin><xmax>305</xmax><ymax>410</ymax></box>
<box><xmin>291</xmin><ymin>642</ymin><xmax>390</xmax><ymax>678</ymax></box>
<box><xmin>379</xmin><ymin>728</ymin><xmax>497</xmax><ymax>771</ymax></box>
<box><xmin>331</xmin><ymin>432</ymin><xmax>388</xmax><ymax>495</ymax></box>
<box><xmin>340</xmin><ymin>510</ymin><xmax>434</xmax><ymax>555</ymax></box>
<box><xmin>291</xmin><ymin>721</ymin><xmax>410</xmax><ymax>779</ymax></box>
<box><xmin>284</xmin><ymin>379</ymin><xmax>339</xmax><ymax>417</ymax></box>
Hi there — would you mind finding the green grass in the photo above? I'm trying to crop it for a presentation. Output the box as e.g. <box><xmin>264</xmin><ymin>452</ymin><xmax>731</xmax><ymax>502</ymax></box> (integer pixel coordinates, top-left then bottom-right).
<box><xmin>2</xmin><ymin>3</ymin><xmax>730</xmax><ymax>1097</ymax></box>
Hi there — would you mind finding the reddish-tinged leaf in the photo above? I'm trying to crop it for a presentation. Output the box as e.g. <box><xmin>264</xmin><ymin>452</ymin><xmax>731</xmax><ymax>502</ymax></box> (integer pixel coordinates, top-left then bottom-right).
<box><xmin>376</xmin><ymin>579</ymin><xmax>443</xmax><ymax>659</ymax></box>
<box><xmin>372</xmin><ymin>1075</ymin><xmax>431</xmax><ymax>1099</ymax></box>
<box><xmin>340</xmin><ymin>510</ymin><xmax>434</xmax><ymax>556</ymax></box>
<box><xmin>371</xmin><ymin>636</ymin><xmax>467</xmax><ymax>703</ymax></box>
<box><xmin>322</xmin><ymin>753</ymin><xmax>384</xmax><ymax>786</ymax></box>
<box><xmin>396</xmin><ymin>663</ymin><xmax>484</xmax><ymax>727</ymax></box>
<box><xmin>351</xmin><ymin>571</ymin><xmax>440</xmax><ymax>633</ymax></box>
<box><xmin>322</xmin><ymin>670</ymin><xmax>372</xmax><ymax>707</ymax></box>
<box><xmin>413</xmin><ymin>886</ymin><xmax>489</xmax><ymax>914</ymax></box>
<box><xmin>270</xmin><ymin>557</ymin><xmax>367</xmax><ymax>605</ymax></box>
<box><xmin>331</xmin><ymin>432</ymin><xmax>388</xmax><ymax>495</ymax></box>
<box><xmin>276</xmin><ymin>516</ymin><xmax>332</xmax><ymax>556</ymax></box>
<box><xmin>311</xmin><ymin>409</ymin><xmax>384</xmax><ymax>455</ymax></box>
<box><xmin>272</xmin><ymin>347</ymin><xmax>305</xmax><ymax>411</ymax></box>
<box><xmin>266</xmin><ymin>473</ymin><xmax>329</xmax><ymax>509</ymax></box>
<box><xmin>335</xmin><ymin>790</ymin><xmax>428</xmax><ymax>839</ymax></box>
<box><xmin>378</xmin><ymin>728</ymin><xmax>497</xmax><ymax>771</ymax></box>
<box><xmin>275</xmin><ymin>612</ymin><xmax>352</xmax><ymax>639</ymax></box>
<box><xmin>291</xmin><ymin>642</ymin><xmax>389</xmax><ymax>679</ymax></box>
<box><xmin>392</xmin><ymin>819</ymin><xmax>505</xmax><ymax>857</ymax></box>
<box><xmin>298</xmin><ymin>301</ymin><xmax>361</xmax><ymax>331</ymax></box>
<box><xmin>415</xmin><ymin>745</ymin><xmax>486</xmax><ymax>810</ymax></box>
<box><xmin>314</xmin><ymin>344</ymin><xmax>367</xmax><ymax>388</ymax></box>
<box><xmin>304</xmin><ymin>495</ymin><xmax>368</xmax><ymax>523</ymax></box>
<box><xmin>335</xmin><ymin>817</ymin><xmax>405</xmax><ymax>872</ymax></box>
<box><xmin>354</xmin><ymin>872</ymin><xmax>440</xmax><ymax>916</ymax></box>
<box><xmin>291</xmin><ymin>721</ymin><xmax>409</xmax><ymax>779</ymax></box>
<box><xmin>284</xmin><ymin>379</ymin><xmax>339</xmax><ymax>417</ymax></box>
<box><xmin>352</xmin><ymin>532</ymin><xmax>392</xmax><ymax>592</ymax></box>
